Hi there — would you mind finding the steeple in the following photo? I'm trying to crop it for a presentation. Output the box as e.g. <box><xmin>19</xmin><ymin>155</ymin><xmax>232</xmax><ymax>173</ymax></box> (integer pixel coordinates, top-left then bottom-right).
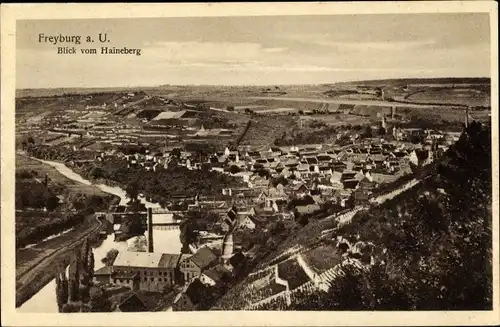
<box><xmin>221</xmin><ymin>225</ymin><xmax>235</xmax><ymax>263</ymax></box>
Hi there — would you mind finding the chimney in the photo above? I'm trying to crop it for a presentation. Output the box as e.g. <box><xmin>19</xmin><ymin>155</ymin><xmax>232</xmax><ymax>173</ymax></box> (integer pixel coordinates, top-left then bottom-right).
<box><xmin>391</xmin><ymin>106</ymin><xmax>396</xmax><ymax>119</ymax></box>
<box><xmin>147</xmin><ymin>208</ymin><xmax>154</xmax><ymax>253</ymax></box>
<box><xmin>465</xmin><ymin>107</ymin><xmax>469</xmax><ymax>129</ymax></box>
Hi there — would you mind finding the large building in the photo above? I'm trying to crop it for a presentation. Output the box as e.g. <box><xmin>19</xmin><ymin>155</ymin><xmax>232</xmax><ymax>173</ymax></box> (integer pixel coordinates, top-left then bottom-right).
<box><xmin>179</xmin><ymin>247</ymin><xmax>219</xmax><ymax>284</ymax></box>
<box><xmin>111</xmin><ymin>252</ymin><xmax>181</xmax><ymax>292</ymax></box>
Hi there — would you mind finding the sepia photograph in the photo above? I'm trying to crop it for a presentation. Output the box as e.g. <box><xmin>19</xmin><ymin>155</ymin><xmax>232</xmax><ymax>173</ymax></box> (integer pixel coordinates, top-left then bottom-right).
<box><xmin>1</xmin><ymin>2</ymin><xmax>498</xmax><ymax>326</ymax></box>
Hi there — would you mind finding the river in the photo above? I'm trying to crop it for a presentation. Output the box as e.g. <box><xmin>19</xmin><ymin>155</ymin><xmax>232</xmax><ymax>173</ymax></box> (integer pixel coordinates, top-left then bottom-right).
<box><xmin>17</xmin><ymin>159</ymin><xmax>182</xmax><ymax>312</ymax></box>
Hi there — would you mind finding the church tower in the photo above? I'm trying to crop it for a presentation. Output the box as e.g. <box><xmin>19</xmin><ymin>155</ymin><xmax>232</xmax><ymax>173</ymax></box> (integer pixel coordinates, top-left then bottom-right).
<box><xmin>221</xmin><ymin>225</ymin><xmax>235</xmax><ymax>263</ymax></box>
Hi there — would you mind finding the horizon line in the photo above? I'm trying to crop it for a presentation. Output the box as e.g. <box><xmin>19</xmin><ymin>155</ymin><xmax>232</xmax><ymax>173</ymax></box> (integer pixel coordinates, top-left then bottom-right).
<box><xmin>16</xmin><ymin>76</ymin><xmax>492</xmax><ymax>91</ymax></box>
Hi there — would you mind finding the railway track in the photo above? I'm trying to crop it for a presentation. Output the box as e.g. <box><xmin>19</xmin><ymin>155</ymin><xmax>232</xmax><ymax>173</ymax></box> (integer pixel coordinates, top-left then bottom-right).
<box><xmin>15</xmin><ymin>215</ymin><xmax>102</xmax><ymax>307</ymax></box>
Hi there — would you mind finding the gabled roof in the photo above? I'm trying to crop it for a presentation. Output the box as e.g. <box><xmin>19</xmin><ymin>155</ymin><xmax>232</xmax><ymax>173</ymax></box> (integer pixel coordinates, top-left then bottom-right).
<box><xmin>305</xmin><ymin>157</ymin><xmax>318</xmax><ymax>164</ymax></box>
<box><xmin>112</xmin><ymin>271</ymin><xmax>139</xmax><ymax>279</ymax></box>
<box><xmin>316</xmin><ymin>154</ymin><xmax>333</xmax><ymax>162</ymax></box>
<box><xmin>94</xmin><ymin>265</ymin><xmax>113</xmax><ymax>276</ymax></box>
<box><xmin>190</xmin><ymin>247</ymin><xmax>218</xmax><ymax>270</ymax></box>
<box><xmin>152</xmin><ymin>110</ymin><xmax>188</xmax><ymax>121</ymax></box>
<box><xmin>292</xmin><ymin>183</ymin><xmax>308</xmax><ymax>191</ymax></box>
<box><xmin>331</xmin><ymin>171</ymin><xmax>342</xmax><ymax>182</ymax></box>
<box><xmin>202</xmin><ymin>264</ymin><xmax>232</xmax><ymax>283</ymax></box>
<box><xmin>113</xmin><ymin>251</ymin><xmax>163</xmax><ymax>269</ymax></box>
<box><xmin>117</xmin><ymin>293</ymin><xmax>148</xmax><ymax>312</ymax></box>
<box><xmin>184</xmin><ymin>278</ymin><xmax>209</xmax><ymax>306</ymax></box>
<box><xmin>158</xmin><ymin>253</ymin><xmax>181</xmax><ymax>269</ymax></box>
<box><xmin>369</xmin><ymin>154</ymin><xmax>386</xmax><ymax>162</ymax></box>
<box><xmin>227</xmin><ymin>207</ymin><xmax>238</xmax><ymax>221</ymax></box>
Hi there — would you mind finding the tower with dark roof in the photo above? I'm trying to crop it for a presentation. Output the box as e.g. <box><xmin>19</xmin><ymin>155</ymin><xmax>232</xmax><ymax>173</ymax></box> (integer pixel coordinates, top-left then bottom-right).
<box><xmin>221</xmin><ymin>224</ymin><xmax>236</xmax><ymax>263</ymax></box>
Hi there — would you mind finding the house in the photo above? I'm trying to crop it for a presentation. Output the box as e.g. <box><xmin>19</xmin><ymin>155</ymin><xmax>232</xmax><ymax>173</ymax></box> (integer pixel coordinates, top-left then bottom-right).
<box><xmin>179</xmin><ymin>247</ymin><xmax>218</xmax><ymax>284</ymax></box>
<box><xmin>342</xmin><ymin>179</ymin><xmax>359</xmax><ymax>190</ymax></box>
<box><xmin>316</xmin><ymin>154</ymin><xmax>333</xmax><ymax>164</ymax></box>
<box><xmin>258</xmin><ymin>187</ymin><xmax>288</xmax><ymax>208</ymax></box>
<box><xmin>237</xmin><ymin>215</ymin><xmax>256</xmax><ymax>230</ymax></box>
<box><xmin>172</xmin><ymin>278</ymin><xmax>211</xmax><ymax>311</ymax></box>
<box><xmin>115</xmin><ymin>293</ymin><xmax>148</xmax><ymax>312</ymax></box>
<box><xmin>111</xmin><ymin>252</ymin><xmax>180</xmax><ymax>292</ymax></box>
<box><xmin>318</xmin><ymin>166</ymin><xmax>333</xmax><ymax>177</ymax></box>
<box><xmin>93</xmin><ymin>266</ymin><xmax>113</xmax><ymax>284</ymax></box>
<box><xmin>110</xmin><ymin>271</ymin><xmax>140</xmax><ymax>291</ymax></box>
<box><xmin>354</xmin><ymin>177</ymin><xmax>375</xmax><ymax>205</ymax></box>
<box><xmin>409</xmin><ymin>149</ymin><xmax>430</xmax><ymax>167</ymax></box>
<box><xmin>200</xmin><ymin>264</ymin><xmax>232</xmax><ymax>287</ymax></box>
<box><xmin>368</xmin><ymin>154</ymin><xmax>386</xmax><ymax>166</ymax></box>
<box><xmin>291</xmin><ymin>183</ymin><xmax>309</xmax><ymax>197</ymax></box>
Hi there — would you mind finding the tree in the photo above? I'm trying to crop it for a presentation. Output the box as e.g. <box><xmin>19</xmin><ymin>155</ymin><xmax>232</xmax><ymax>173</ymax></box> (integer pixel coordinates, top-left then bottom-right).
<box><xmin>45</xmin><ymin>195</ymin><xmax>60</xmax><ymax>211</ymax></box>
<box><xmin>378</xmin><ymin>127</ymin><xmax>386</xmax><ymax>135</ymax></box>
<box><xmin>102</xmin><ymin>248</ymin><xmax>119</xmax><ymax>266</ymax></box>
<box><xmin>361</xmin><ymin>125</ymin><xmax>373</xmax><ymax>138</ymax></box>
<box><xmin>90</xmin><ymin>166</ymin><xmax>104</xmax><ymax>179</ymax></box>
<box><xmin>61</xmin><ymin>302</ymin><xmax>83</xmax><ymax>313</ymax></box>
<box><xmin>82</xmin><ymin>239</ymin><xmax>90</xmax><ymax>275</ymax></box>
<box><xmin>56</xmin><ymin>270</ymin><xmax>69</xmax><ymax>311</ymax></box>
<box><xmin>128</xmin><ymin>235</ymin><xmax>148</xmax><ymax>252</ymax></box>
<box><xmin>171</xmin><ymin>148</ymin><xmax>182</xmax><ymax>159</ymax></box>
<box><xmin>298</xmin><ymin>110</ymin><xmax>304</xmax><ymax>115</ymax></box>
<box><xmin>226</xmin><ymin>106</ymin><xmax>235</xmax><ymax>111</ymax></box>
<box><xmin>125</xmin><ymin>181</ymin><xmax>140</xmax><ymax>202</ymax></box>
<box><xmin>87</xmin><ymin>251</ymin><xmax>95</xmax><ymax>281</ymax></box>
<box><xmin>68</xmin><ymin>248</ymin><xmax>82</xmax><ymax>302</ymax></box>
<box><xmin>229</xmin><ymin>165</ymin><xmax>242</xmax><ymax>174</ymax></box>
<box><xmin>89</xmin><ymin>287</ymin><xmax>112</xmax><ymax>312</ymax></box>
<box><xmin>179</xmin><ymin>219</ymin><xmax>198</xmax><ymax>253</ymax></box>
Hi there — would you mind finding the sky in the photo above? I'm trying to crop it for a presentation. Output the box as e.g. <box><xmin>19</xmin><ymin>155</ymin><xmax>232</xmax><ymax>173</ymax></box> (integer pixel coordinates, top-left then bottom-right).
<box><xmin>16</xmin><ymin>13</ymin><xmax>491</xmax><ymax>88</ymax></box>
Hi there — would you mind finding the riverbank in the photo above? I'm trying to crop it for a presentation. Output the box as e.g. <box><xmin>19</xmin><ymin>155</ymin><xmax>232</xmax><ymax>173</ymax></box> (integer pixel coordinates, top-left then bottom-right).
<box><xmin>15</xmin><ymin>154</ymin><xmax>119</xmax><ymax>248</ymax></box>
<box><xmin>17</xmin><ymin>157</ymin><xmax>182</xmax><ymax>312</ymax></box>
<box><xmin>16</xmin><ymin>214</ymin><xmax>105</xmax><ymax>307</ymax></box>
